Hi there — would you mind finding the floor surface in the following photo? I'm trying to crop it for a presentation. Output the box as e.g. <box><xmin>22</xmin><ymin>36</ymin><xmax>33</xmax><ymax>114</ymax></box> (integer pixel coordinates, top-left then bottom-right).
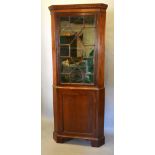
<box><xmin>41</xmin><ymin>118</ymin><xmax>114</xmax><ymax>155</ymax></box>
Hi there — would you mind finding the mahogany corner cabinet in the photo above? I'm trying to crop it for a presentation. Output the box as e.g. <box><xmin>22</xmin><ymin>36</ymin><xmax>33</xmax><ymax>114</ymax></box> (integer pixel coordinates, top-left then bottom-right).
<box><xmin>48</xmin><ymin>3</ymin><xmax>108</xmax><ymax>147</ymax></box>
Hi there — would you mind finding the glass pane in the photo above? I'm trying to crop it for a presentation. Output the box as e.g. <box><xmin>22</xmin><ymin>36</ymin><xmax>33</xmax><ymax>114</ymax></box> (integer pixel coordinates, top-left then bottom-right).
<box><xmin>60</xmin><ymin>58</ymin><xmax>72</xmax><ymax>73</ymax></box>
<box><xmin>84</xmin><ymin>46</ymin><xmax>95</xmax><ymax>57</ymax></box>
<box><xmin>83</xmin><ymin>28</ymin><xmax>95</xmax><ymax>45</ymax></box>
<box><xmin>60</xmin><ymin>34</ymin><xmax>75</xmax><ymax>44</ymax></box>
<box><xmin>70</xmin><ymin>68</ymin><xmax>83</xmax><ymax>83</ymax></box>
<box><xmin>61</xmin><ymin>74</ymin><xmax>70</xmax><ymax>83</ymax></box>
<box><xmin>60</xmin><ymin>17</ymin><xmax>70</xmax><ymax>27</ymax></box>
<box><xmin>59</xmin><ymin>15</ymin><xmax>96</xmax><ymax>84</ymax></box>
<box><xmin>84</xmin><ymin>73</ymin><xmax>94</xmax><ymax>83</ymax></box>
<box><xmin>60</xmin><ymin>45</ymin><xmax>69</xmax><ymax>56</ymax></box>
<box><xmin>84</xmin><ymin>16</ymin><xmax>95</xmax><ymax>27</ymax></box>
<box><xmin>70</xmin><ymin>16</ymin><xmax>84</xmax><ymax>25</ymax></box>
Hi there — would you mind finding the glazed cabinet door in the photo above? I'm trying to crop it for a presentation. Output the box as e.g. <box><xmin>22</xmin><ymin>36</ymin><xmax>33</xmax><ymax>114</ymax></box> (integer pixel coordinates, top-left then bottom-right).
<box><xmin>56</xmin><ymin>13</ymin><xmax>98</xmax><ymax>85</ymax></box>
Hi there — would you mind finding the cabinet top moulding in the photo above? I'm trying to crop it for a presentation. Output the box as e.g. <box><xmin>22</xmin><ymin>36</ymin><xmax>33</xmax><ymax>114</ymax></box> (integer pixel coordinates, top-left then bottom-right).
<box><xmin>48</xmin><ymin>3</ymin><xmax>108</xmax><ymax>12</ymax></box>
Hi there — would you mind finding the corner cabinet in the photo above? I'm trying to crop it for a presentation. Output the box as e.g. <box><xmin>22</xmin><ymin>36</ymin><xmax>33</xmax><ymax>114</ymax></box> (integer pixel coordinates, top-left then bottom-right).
<box><xmin>48</xmin><ymin>3</ymin><xmax>108</xmax><ymax>147</ymax></box>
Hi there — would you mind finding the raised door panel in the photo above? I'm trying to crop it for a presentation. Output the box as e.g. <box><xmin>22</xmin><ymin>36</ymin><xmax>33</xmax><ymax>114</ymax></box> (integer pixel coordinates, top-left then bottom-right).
<box><xmin>58</xmin><ymin>89</ymin><xmax>96</xmax><ymax>136</ymax></box>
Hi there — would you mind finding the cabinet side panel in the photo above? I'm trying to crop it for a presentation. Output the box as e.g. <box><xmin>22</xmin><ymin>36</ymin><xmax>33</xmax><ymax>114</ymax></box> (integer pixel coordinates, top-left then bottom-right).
<box><xmin>53</xmin><ymin>87</ymin><xmax>57</xmax><ymax>132</ymax></box>
<box><xmin>97</xmin><ymin>88</ymin><xmax>105</xmax><ymax>137</ymax></box>
<box><xmin>51</xmin><ymin>13</ymin><xmax>58</xmax><ymax>85</ymax></box>
<box><xmin>96</xmin><ymin>11</ymin><xmax>106</xmax><ymax>88</ymax></box>
<box><xmin>53</xmin><ymin>88</ymin><xmax>63</xmax><ymax>133</ymax></box>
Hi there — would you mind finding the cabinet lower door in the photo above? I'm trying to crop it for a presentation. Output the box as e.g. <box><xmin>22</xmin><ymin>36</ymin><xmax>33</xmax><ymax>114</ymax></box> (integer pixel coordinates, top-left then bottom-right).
<box><xmin>57</xmin><ymin>88</ymin><xmax>96</xmax><ymax>138</ymax></box>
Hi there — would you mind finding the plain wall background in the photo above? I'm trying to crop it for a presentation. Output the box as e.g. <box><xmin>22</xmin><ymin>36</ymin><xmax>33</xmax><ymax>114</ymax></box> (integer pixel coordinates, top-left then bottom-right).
<box><xmin>41</xmin><ymin>0</ymin><xmax>114</xmax><ymax>130</ymax></box>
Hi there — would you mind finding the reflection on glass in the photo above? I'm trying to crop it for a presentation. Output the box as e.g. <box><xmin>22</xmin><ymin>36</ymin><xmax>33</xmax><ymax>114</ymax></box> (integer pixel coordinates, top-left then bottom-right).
<box><xmin>59</xmin><ymin>15</ymin><xmax>96</xmax><ymax>84</ymax></box>
<box><xmin>83</xmin><ymin>28</ymin><xmax>95</xmax><ymax>45</ymax></box>
<box><xmin>60</xmin><ymin>17</ymin><xmax>70</xmax><ymax>27</ymax></box>
<box><xmin>70</xmin><ymin>16</ymin><xmax>83</xmax><ymax>25</ymax></box>
<box><xmin>84</xmin><ymin>16</ymin><xmax>95</xmax><ymax>27</ymax></box>
<box><xmin>60</xmin><ymin>45</ymin><xmax>69</xmax><ymax>56</ymax></box>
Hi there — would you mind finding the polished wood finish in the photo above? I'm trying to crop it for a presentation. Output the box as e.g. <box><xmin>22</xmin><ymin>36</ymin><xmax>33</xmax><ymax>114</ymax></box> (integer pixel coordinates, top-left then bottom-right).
<box><xmin>49</xmin><ymin>3</ymin><xmax>108</xmax><ymax>11</ymax></box>
<box><xmin>49</xmin><ymin>3</ymin><xmax>108</xmax><ymax>147</ymax></box>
